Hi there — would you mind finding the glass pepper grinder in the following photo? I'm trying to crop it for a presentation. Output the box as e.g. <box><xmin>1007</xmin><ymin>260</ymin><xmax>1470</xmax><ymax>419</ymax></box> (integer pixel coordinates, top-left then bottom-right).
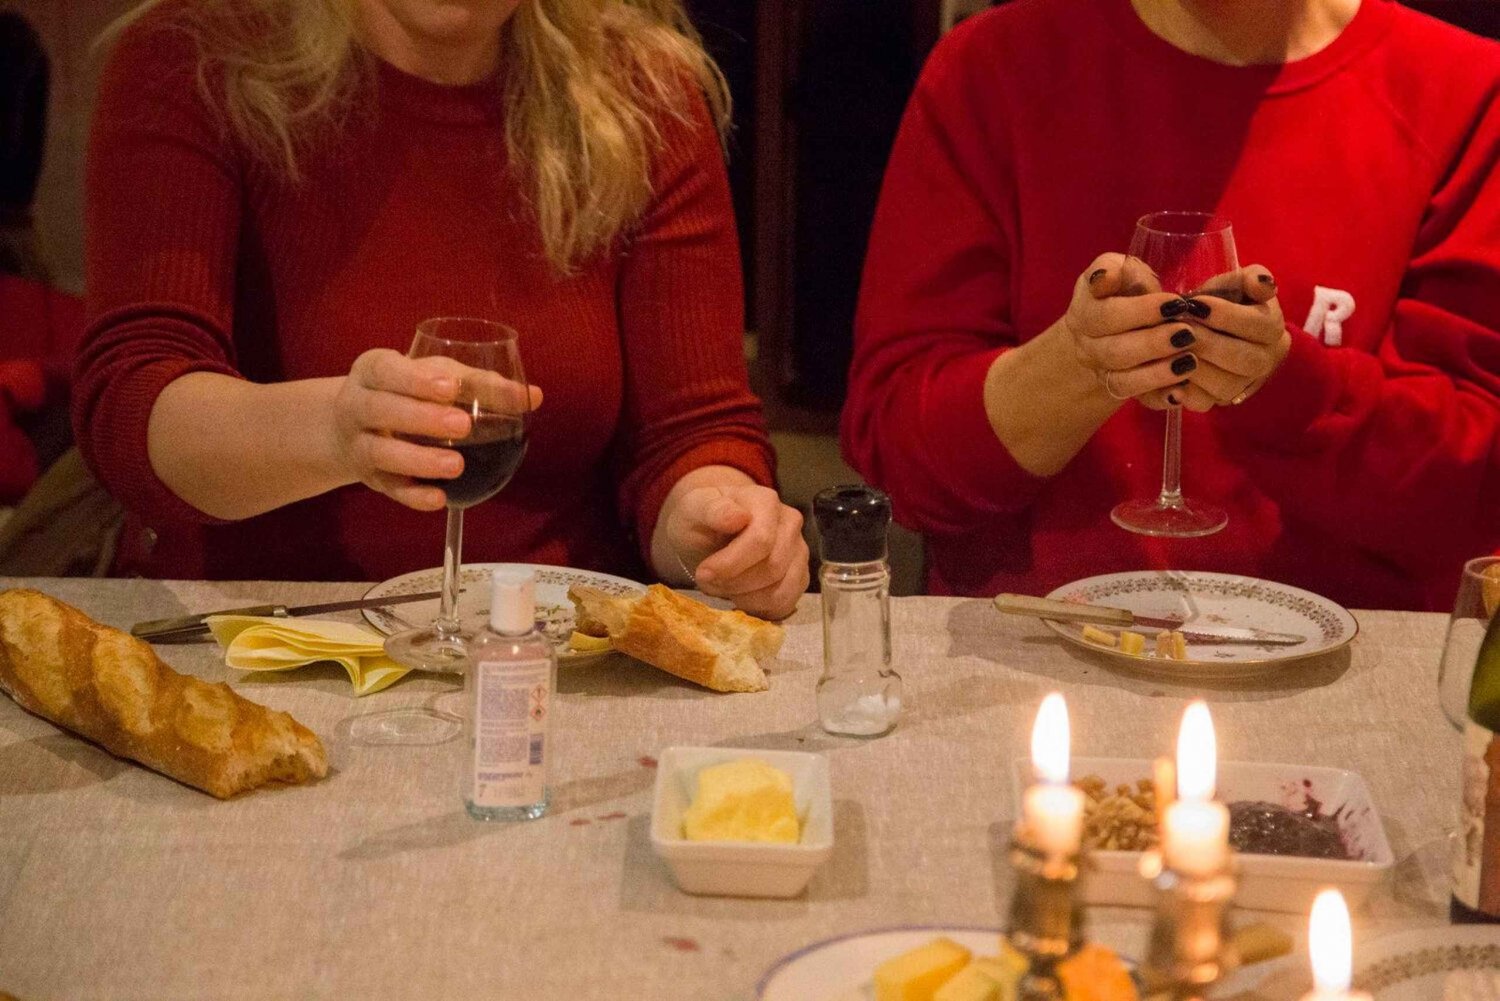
<box><xmin>813</xmin><ymin>485</ymin><xmax>903</xmax><ymax>736</ymax></box>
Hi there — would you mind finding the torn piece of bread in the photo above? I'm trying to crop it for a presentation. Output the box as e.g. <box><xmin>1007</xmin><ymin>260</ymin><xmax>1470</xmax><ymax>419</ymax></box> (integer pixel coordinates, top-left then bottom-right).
<box><xmin>0</xmin><ymin>589</ymin><xmax>328</xmax><ymax>798</ymax></box>
<box><xmin>568</xmin><ymin>584</ymin><xmax>783</xmax><ymax>693</ymax></box>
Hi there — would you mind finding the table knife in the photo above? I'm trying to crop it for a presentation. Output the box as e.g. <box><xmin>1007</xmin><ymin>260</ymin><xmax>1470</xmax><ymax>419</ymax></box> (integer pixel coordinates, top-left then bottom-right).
<box><xmin>131</xmin><ymin>590</ymin><xmax>449</xmax><ymax>643</ymax></box>
<box><xmin>993</xmin><ymin>593</ymin><xmax>1307</xmax><ymax>646</ymax></box>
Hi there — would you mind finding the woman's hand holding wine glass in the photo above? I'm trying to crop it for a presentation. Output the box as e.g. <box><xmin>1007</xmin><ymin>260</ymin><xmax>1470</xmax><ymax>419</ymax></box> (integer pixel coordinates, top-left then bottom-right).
<box><xmin>330</xmin><ymin>347</ymin><xmax>542</xmax><ymax>512</ymax></box>
<box><xmin>1163</xmin><ymin>264</ymin><xmax>1290</xmax><ymax>410</ymax></box>
<box><xmin>1062</xmin><ymin>252</ymin><xmax>1202</xmax><ymax>407</ymax></box>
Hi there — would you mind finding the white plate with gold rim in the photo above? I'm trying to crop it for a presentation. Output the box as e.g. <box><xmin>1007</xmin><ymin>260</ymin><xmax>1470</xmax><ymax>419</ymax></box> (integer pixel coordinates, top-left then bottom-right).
<box><xmin>756</xmin><ymin>926</ymin><xmax>1002</xmax><ymax>1001</ymax></box>
<box><xmin>755</xmin><ymin>926</ymin><xmax>1279</xmax><ymax>1001</ymax></box>
<box><xmin>1043</xmin><ymin>571</ymin><xmax>1357</xmax><ymax>681</ymax></box>
<box><xmin>363</xmin><ymin>563</ymin><xmax>644</xmax><ymax>662</ymax></box>
<box><xmin>1353</xmin><ymin>926</ymin><xmax>1500</xmax><ymax>1001</ymax></box>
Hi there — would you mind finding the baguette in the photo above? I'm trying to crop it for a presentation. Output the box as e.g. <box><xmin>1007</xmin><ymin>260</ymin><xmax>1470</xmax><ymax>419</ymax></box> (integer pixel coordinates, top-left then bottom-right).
<box><xmin>569</xmin><ymin>584</ymin><xmax>783</xmax><ymax>693</ymax></box>
<box><xmin>0</xmin><ymin>589</ymin><xmax>327</xmax><ymax>798</ymax></box>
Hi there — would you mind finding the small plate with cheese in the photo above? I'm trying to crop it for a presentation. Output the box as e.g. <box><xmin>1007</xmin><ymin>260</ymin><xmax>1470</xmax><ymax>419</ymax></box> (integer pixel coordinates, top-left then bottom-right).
<box><xmin>755</xmin><ymin>927</ymin><xmax>1016</xmax><ymax>1001</ymax></box>
<box><xmin>650</xmin><ymin>746</ymin><xmax>833</xmax><ymax>898</ymax></box>
<box><xmin>1043</xmin><ymin>571</ymin><xmax>1357</xmax><ymax>682</ymax></box>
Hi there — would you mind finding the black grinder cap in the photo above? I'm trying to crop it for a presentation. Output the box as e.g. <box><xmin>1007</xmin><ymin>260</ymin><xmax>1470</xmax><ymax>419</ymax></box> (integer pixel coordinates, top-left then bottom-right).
<box><xmin>813</xmin><ymin>485</ymin><xmax>891</xmax><ymax>564</ymax></box>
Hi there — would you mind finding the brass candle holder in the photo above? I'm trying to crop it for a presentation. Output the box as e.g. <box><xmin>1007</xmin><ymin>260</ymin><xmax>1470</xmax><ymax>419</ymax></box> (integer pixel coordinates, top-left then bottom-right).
<box><xmin>1140</xmin><ymin>851</ymin><xmax>1240</xmax><ymax>1000</ymax></box>
<box><xmin>1006</xmin><ymin>834</ymin><xmax>1086</xmax><ymax>1001</ymax></box>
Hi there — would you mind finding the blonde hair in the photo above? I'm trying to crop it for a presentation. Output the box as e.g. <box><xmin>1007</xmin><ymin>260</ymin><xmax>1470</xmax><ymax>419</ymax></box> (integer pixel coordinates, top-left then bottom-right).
<box><xmin>103</xmin><ymin>0</ymin><xmax>729</xmax><ymax>270</ymax></box>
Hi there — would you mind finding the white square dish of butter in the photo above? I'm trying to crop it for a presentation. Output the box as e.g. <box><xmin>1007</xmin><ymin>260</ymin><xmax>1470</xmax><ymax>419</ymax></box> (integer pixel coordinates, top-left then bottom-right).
<box><xmin>650</xmin><ymin>746</ymin><xmax>834</xmax><ymax>898</ymax></box>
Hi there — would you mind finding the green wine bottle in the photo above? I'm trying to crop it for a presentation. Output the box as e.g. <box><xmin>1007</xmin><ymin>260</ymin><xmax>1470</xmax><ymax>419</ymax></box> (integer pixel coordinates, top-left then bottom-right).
<box><xmin>1453</xmin><ymin>610</ymin><xmax>1500</xmax><ymax>924</ymax></box>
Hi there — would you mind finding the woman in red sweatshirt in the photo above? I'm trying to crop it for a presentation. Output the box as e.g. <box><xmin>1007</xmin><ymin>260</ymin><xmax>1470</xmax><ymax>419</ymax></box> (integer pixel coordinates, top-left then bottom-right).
<box><xmin>73</xmin><ymin>0</ymin><xmax>807</xmax><ymax>618</ymax></box>
<box><xmin>844</xmin><ymin>0</ymin><xmax>1500</xmax><ymax>610</ymax></box>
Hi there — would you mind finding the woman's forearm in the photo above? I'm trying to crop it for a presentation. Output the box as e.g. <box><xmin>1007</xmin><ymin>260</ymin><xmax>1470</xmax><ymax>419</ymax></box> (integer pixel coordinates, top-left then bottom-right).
<box><xmin>983</xmin><ymin>319</ymin><xmax>1123</xmax><ymax>477</ymax></box>
<box><xmin>146</xmin><ymin>372</ymin><xmax>355</xmax><ymax>520</ymax></box>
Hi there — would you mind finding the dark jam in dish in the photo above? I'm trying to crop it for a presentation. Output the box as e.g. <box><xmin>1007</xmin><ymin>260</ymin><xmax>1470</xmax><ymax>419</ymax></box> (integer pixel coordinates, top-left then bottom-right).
<box><xmin>1227</xmin><ymin>799</ymin><xmax>1353</xmax><ymax>861</ymax></box>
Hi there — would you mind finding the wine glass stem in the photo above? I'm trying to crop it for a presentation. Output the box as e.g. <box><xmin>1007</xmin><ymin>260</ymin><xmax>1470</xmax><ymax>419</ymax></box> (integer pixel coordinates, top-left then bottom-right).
<box><xmin>1159</xmin><ymin>406</ymin><xmax>1184</xmax><ymax>509</ymax></box>
<box><xmin>438</xmin><ymin>505</ymin><xmax>463</xmax><ymax>637</ymax></box>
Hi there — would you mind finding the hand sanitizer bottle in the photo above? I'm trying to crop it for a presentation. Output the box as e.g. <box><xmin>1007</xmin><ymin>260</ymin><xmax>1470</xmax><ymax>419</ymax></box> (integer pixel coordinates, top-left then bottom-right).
<box><xmin>462</xmin><ymin>567</ymin><xmax>555</xmax><ymax>821</ymax></box>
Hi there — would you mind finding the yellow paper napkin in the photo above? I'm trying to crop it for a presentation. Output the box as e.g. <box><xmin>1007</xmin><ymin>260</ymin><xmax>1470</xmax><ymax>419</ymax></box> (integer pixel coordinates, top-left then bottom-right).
<box><xmin>206</xmin><ymin>615</ymin><xmax>411</xmax><ymax>696</ymax></box>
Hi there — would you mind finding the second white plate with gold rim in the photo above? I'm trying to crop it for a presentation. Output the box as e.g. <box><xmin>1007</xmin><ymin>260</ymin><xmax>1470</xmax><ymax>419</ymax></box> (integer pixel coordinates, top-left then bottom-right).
<box><xmin>1043</xmin><ymin>571</ymin><xmax>1357</xmax><ymax>681</ymax></box>
<box><xmin>362</xmin><ymin>563</ymin><xmax>645</xmax><ymax>662</ymax></box>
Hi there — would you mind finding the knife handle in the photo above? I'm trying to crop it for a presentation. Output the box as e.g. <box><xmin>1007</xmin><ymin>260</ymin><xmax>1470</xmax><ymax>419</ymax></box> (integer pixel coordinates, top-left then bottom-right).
<box><xmin>131</xmin><ymin>604</ymin><xmax>286</xmax><ymax>641</ymax></box>
<box><xmin>993</xmin><ymin>593</ymin><xmax>1134</xmax><ymax>627</ymax></box>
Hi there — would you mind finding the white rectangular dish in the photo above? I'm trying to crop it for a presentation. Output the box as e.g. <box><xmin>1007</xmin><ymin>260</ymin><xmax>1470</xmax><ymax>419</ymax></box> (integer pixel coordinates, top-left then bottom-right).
<box><xmin>651</xmin><ymin>746</ymin><xmax>834</xmax><ymax>898</ymax></box>
<box><xmin>1008</xmin><ymin>757</ymin><xmax>1394</xmax><ymax>913</ymax></box>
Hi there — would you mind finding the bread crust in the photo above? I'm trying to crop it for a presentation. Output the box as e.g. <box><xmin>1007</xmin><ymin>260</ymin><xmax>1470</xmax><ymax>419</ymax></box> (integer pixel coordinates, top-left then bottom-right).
<box><xmin>0</xmin><ymin>589</ymin><xmax>327</xmax><ymax>798</ymax></box>
<box><xmin>569</xmin><ymin>585</ymin><xmax>782</xmax><ymax>693</ymax></box>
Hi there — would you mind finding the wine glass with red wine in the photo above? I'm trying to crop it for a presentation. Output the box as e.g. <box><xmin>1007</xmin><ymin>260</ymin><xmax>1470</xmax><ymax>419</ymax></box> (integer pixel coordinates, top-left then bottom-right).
<box><xmin>1110</xmin><ymin>211</ymin><xmax>1238</xmax><ymax>538</ymax></box>
<box><xmin>369</xmin><ymin>318</ymin><xmax>529</xmax><ymax>739</ymax></box>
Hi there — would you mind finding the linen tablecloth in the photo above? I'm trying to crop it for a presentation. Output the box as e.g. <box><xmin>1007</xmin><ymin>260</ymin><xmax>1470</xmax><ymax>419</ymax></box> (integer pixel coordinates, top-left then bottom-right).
<box><xmin>0</xmin><ymin>577</ymin><xmax>1458</xmax><ymax>1000</ymax></box>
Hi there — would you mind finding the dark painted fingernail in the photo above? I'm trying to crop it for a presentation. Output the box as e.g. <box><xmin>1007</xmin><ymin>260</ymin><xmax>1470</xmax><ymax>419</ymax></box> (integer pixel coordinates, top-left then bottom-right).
<box><xmin>1184</xmin><ymin>298</ymin><xmax>1212</xmax><ymax>319</ymax></box>
<box><xmin>1257</xmin><ymin>273</ymin><xmax>1276</xmax><ymax>288</ymax></box>
<box><xmin>1088</xmin><ymin>268</ymin><xmax>1107</xmax><ymax>285</ymax></box>
<box><xmin>1172</xmin><ymin>355</ymin><xmax>1197</xmax><ymax>375</ymax></box>
<box><xmin>1170</xmin><ymin>327</ymin><xmax>1195</xmax><ymax>349</ymax></box>
<box><xmin>1160</xmin><ymin>298</ymin><xmax>1189</xmax><ymax>318</ymax></box>
<box><xmin>1166</xmin><ymin>392</ymin><xmax>1180</xmax><ymax>406</ymax></box>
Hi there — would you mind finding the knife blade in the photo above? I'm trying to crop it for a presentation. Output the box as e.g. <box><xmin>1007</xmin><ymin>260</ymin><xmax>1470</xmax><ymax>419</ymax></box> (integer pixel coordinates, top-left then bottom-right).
<box><xmin>131</xmin><ymin>590</ymin><xmax>450</xmax><ymax>643</ymax></box>
<box><xmin>992</xmin><ymin>593</ymin><xmax>1307</xmax><ymax>646</ymax></box>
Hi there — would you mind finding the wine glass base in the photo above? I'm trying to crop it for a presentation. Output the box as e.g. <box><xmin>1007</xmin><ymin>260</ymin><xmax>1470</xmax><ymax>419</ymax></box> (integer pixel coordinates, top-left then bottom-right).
<box><xmin>1110</xmin><ymin>498</ymin><xmax>1228</xmax><ymax>538</ymax></box>
<box><xmin>383</xmin><ymin>627</ymin><xmax>472</xmax><ymax>674</ymax></box>
<box><xmin>341</xmin><ymin>707</ymin><xmax>463</xmax><ymax>746</ymax></box>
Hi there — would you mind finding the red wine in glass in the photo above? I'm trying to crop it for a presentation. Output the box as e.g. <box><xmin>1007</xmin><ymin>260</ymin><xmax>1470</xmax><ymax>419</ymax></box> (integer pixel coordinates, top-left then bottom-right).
<box><xmin>409</xmin><ymin>412</ymin><xmax>528</xmax><ymax>508</ymax></box>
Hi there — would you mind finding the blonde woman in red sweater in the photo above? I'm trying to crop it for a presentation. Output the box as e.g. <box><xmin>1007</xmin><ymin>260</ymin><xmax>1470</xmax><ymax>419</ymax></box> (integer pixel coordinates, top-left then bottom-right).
<box><xmin>844</xmin><ymin>0</ymin><xmax>1500</xmax><ymax>610</ymax></box>
<box><xmin>74</xmin><ymin>0</ymin><xmax>808</xmax><ymax>618</ymax></box>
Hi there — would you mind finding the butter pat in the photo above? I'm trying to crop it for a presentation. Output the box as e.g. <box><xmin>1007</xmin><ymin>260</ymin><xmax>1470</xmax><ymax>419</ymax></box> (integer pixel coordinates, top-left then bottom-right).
<box><xmin>681</xmin><ymin>758</ymin><xmax>800</xmax><ymax>843</ymax></box>
<box><xmin>933</xmin><ymin>964</ymin><xmax>1001</xmax><ymax>1001</ymax></box>
<box><xmin>875</xmin><ymin>938</ymin><xmax>973</xmax><ymax>1001</ymax></box>
<box><xmin>1119</xmin><ymin>630</ymin><xmax>1146</xmax><ymax>656</ymax></box>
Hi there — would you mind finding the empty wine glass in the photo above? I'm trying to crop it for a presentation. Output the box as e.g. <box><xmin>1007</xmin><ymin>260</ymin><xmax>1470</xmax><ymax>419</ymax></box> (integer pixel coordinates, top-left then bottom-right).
<box><xmin>1439</xmin><ymin>556</ymin><xmax>1500</xmax><ymax>729</ymax></box>
<box><xmin>1110</xmin><ymin>211</ymin><xmax>1236</xmax><ymax>538</ymax></box>
<box><xmin>352</xmin><ymin>317</ymin><xmax>530</xmax><ymax>746</ymax></box>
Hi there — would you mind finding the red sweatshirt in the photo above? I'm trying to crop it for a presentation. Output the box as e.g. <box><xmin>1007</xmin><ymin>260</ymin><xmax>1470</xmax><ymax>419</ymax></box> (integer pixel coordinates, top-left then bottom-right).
<box><xmin>73</xmin><ymin>16</ymin><xmax>773</xmax><ymax>582</ymax></box>
<box><xmin>844</xmin><ymin>0</ymin><xmax>1500</xmax><ymax>611</ymax></box>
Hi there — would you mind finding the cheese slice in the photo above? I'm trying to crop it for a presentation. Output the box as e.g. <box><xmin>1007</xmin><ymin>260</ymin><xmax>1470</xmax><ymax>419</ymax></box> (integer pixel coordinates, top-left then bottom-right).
<box><xmin>974</xmin><ymin>942</ymin><xmax>1028</xmax><ymax>1001</ymax></box>
<box><xmin>874</xmin><ymin>938</ymin><xmax>973</xmax><ymax>1001</ymax></box>
<box><xmin>933</xmin><ymin>964</ymin><xmax>1001</xmax><ymax>1001</ymax></box>
<box><xmin>1081</xmin><ymin>625</ymin><xmax>1118</xmax><ymax>648</ymax></box>
<box><xmin>1154</xmin><ymin>630</ymin><xmax>1188</xmax><ymax>660</ymax></box>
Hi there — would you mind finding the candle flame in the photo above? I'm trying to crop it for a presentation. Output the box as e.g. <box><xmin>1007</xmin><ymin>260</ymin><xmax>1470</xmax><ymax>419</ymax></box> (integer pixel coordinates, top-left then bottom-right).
<box><xmin>1031</xmin><ymin>692</ymin><xmax>1070</xmax><ymax>785</ymax></box>
<box><xmin>1309</xmin><ymin>888</ymin><xmax>1352</xmax><ymax>994</ymax></box>
<box><xmin>1176</xmin><ymin>701</ymin><xmax>1216</xmax><ymax>801</ymax></box>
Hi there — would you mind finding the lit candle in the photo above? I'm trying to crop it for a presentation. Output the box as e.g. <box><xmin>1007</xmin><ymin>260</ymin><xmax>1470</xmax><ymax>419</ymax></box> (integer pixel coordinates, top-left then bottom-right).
<box><xmin>1303</xmin><ymin>889</ymin><xmax>1370</xmax><ymax>1001</ymax></box>
<box><xmin>1162</xmin><ymin>701</ymin><xmax>1230</xmax><ymax>876</ymax></box>
<box><xmin>1023</xmin><ymin>692</ymin><xmax>1085</xmax><ymax>858</ymax></box>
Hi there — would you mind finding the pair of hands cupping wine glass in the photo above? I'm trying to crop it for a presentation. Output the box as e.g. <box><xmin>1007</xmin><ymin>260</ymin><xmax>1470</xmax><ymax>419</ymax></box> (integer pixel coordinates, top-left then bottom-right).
<box><xmin>1067</xmin><ymin>213</ymin><xmax>1293</xmax><ymax>536</ymax></box>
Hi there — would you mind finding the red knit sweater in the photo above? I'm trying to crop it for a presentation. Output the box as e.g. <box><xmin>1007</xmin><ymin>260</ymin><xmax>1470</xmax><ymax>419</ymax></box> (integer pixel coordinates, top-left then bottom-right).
<box><xmin>845</xmin><ymin>0</ymin><xmax>1500</xmax><ymax>611</ymax></box>
<box><xmin>74</xmin><ymin>18</ymin><xmax>773</xmax><ymax>582</ymax></box>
